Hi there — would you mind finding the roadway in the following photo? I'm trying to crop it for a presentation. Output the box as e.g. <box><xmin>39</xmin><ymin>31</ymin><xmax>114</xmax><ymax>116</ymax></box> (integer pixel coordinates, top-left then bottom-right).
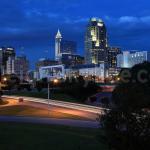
<box><xmin>1</xmin><ymin>95</ymin><xmax>107</xmax><ymax>128</ymax></box>
<box><xmin>2</xmin><ymin>95</ymin><xmax>107</xmax><ymax>114</ymax></box>
<box><xmin>0</xmin><ymin>116</ymin><xmax>99</xmax><ymax>128</ymax></box>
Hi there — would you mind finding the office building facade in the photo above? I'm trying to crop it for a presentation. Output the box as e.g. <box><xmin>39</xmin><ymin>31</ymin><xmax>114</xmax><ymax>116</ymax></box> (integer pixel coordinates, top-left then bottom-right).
<box><xmin>61</xmin><ymin>53</ymin><xmax>84</xmax><ymax>67</ymax></box>
<box><xmin>0</xmin><ymin>47</ymin><xmax>16</xmax><ymax>74</ymax></box>
<box><xmin>108</xmin><ymin>47</ymin><xmax>121</xmax><ymax>68</ymax></box>
<box><xmin>60</xmin><ymin>40</ymin><xmax>77</xmax><ymax>54</ymax></box>
<box><xmin>55</xmin><ymin>29</ymin><xmax>62</xmax><ymax>61</ymax></box>
<box><xmin>117</xmin><ymin>51</ymin><xmax>150</xmax><ymax>68</ymax></box>
<box><xmin>36</xmin><ymin>58</ymin><xmax>58</xmax><ymax>71</ymax></box>
<box><xmin>55</xmin><ymin>29</ymin><xmax>77</xmax><ymax>61</ymax></box>
<box><xmin>85</xmin><ymin>18</ymin><xmax>108</xmax><ymax>64</ymax></box>
<box><xmin>14</xmin><ymin>56</ymin><xmax>29</xmax><ymax>81</ymax></box>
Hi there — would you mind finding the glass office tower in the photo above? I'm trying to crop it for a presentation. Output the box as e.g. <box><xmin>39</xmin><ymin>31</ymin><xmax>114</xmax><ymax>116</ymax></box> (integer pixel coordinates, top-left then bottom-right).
<box><xmin>85</xmin><ymin>18</ymin><xmax>108</xmax><ymax>64</ymax></box>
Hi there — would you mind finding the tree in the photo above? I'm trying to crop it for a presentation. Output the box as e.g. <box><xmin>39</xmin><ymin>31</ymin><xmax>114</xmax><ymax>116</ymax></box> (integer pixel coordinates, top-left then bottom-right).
<box><xmin>101</xmin><ymin>97</ymin><xmax>110</xmax><ymax>107</ymax></box>
<box><xmin>1</xmin><ymin>74</ymin><xmax>20</xmax><ymax>90</ymax></box>
<box><xmin>100</xmin><ymin>62</ymin><xmax>150</xmax><ymax>150</ymax></box>
<box><xmin>36</xmin><ymin>81</ymin><xmax>43</xmax><ymax>92</ymax></box>
<box><xmin>60</xmin><ymin>76</ymin><xmax>100</xmax><ymax>102</ymax></box>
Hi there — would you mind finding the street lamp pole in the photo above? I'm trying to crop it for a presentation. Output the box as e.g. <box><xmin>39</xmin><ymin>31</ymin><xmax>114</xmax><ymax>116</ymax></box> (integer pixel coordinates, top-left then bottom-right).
<box><xmin>47</xmin><ymin>80</ymin><xmax>50</xmax><ymax>115</ymax></box>
<box><xmin>47</xmin><ymin>79</ymin><xmax>58</xmax><ymax>116</ymax></box>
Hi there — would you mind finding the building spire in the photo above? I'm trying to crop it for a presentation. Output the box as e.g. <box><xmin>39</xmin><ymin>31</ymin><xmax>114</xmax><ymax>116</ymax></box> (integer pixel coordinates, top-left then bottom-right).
<box><xmin>56</xmin><ymin>29</ymin><xmax>62</xmax><ymax>38</ymax></box>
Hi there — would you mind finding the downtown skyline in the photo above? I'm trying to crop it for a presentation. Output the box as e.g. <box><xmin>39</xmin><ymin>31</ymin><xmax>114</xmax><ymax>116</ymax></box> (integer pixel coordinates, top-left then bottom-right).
<box><xmin>0</xmin><ymin>0</ymin><xmax>150</xmax><ymax>68</ymax></box>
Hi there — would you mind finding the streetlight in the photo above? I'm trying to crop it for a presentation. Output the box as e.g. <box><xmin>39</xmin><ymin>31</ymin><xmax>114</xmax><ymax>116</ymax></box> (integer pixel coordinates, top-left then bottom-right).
<box><xmin>47</xmin><ymin>79</ymin><xmax>58</xmax><ymax>115</ymax></box>
<box><xmin>3</xmin><ymin>77</ymin><xmax>7</xmax><ymax>82</ymax></box>
<box><xmin>117</xmin><ymin>77</ymin><xmax>120</xmax><ymax>81</ymax></box>
<box><xmin>0</xmin><ymin>77</ymin><xmax>7</xmax><ymax>100</ymax></box>
<box><xmin>48</xmin><ymin>79</ymin><xmax>59</xmax><ymax>100</ymax></box>
<box><xmin>53</xmin><ymin>79</ymin><xmax>58</xmax><ymax>84</ymax></box>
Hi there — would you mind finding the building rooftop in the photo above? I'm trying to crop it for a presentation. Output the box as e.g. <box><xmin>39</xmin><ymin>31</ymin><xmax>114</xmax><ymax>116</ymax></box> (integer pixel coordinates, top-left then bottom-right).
<box><xmin>56</xmin><ymin>29</ymin><xmax>62</xmax><ymax>38</ymax></box>
<box><xmin>91</xmin><ymin>17</ymin><xmax>103</xmax><ymax>22</ymax></box>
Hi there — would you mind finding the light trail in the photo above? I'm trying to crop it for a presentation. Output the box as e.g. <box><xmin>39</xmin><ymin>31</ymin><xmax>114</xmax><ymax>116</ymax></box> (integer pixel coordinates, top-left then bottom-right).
<box><xmin>2</xmin><ymin>95</ymin><xmax>109</xmax><ymax>114</ymax></box>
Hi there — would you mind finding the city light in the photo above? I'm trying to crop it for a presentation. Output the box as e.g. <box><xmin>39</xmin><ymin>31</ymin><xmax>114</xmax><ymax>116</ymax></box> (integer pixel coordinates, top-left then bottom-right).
<box><xmin>3</xmin><ymin>77</ymin><xmax>7</xmax><ymax>82</ymax></box>
<box><xmin>53</xmin><ymin>79</ymin><xmax>58</xmax><ymax>84</ymax></box>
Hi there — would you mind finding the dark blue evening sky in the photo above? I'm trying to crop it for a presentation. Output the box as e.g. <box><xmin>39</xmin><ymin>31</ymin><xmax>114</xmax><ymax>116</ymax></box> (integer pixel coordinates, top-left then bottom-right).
<box><xmin>0</xmin><ymin>0</ymin><xmax>150</xmax><ymax>69</ymax></box>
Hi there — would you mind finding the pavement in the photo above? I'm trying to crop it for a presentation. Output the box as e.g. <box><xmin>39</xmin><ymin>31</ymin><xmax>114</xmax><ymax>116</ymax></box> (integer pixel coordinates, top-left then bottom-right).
<box><xmin>1</xmin><ymin>98</ymin><xmax>99</xmax><ymax>120</ymax></box>
<box><xmin>0</xmin><ymin>116</ymin><xmax>100</xmax><ymax>128</ymax></box>
<box><xmin>2</xmin><ymin>95</ymin><xmax>108</xmax><ymax>114</ymax></box>
<box><xmin>0</xmin><ymin>96</ymin><xmax>103</xmax><ymax>128</ymax></box>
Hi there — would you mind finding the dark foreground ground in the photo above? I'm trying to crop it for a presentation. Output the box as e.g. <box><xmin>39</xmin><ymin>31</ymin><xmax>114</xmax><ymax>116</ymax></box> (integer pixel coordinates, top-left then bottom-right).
<box><xmin>0</xmin><ymin>122</ymin><xmax>108</xmax><ymax>150</ymax></box>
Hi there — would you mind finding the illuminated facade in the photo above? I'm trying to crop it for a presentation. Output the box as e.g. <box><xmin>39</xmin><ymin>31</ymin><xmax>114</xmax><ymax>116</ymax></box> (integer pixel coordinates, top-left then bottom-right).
<box><xmin>0</xmin><ymin>47</ymin><xmax>16</xmax><ymax>74</ymax></box>
<box><xmin>85</xmin><ymin>18</ymin><xmax>108</xmax><ymax>64</ymax></box>
<box><xmin>0</xmin><ymin>48</ymin><xmax>3</xmax><ymax>75</ymax></box>
<box><xmin>65</xmin><ymin>64</ymin><xmax>107</xmax><ymax>82</ymax></box>
<box><xmin>36</xmin><ymin>58</ymin><xmax>58</xmax><ymax>71</ymax></box>
<box><xmin>61</xmin><ymin>53</ymin><xmax>84</xmax><ymax>67</ymax></box>
<box><xmin>6</xmin><ymin>57</ymin><xmax>15</xmax><ymax>74</ymax></box>
<box><xmin>55</xmin><ymin>29</ymin><xmax>77</xmax><ymax>61</ymax></box>
<box><xmin>108</xmin><ymin>47</ymin><xmax>121</xmax><ymax>68</ymax></box>
<box><xmin>14</xmin><ymin>56</ymin><xmax>29</xmax><ymax>81</ymax></box>
<box><xmin>55</xmin><ymin>29</ymin><xmax>62</xmax><ymax>61</ymax></box>
<box><xmin>39</xmin><ymin>65</ymin><xmax>65</xmax><ymax>79</ymax></box>
<box><xmin>117</xmin><ymin>51</ymin><xmax>150</xmax><ymax>68</ymax></box>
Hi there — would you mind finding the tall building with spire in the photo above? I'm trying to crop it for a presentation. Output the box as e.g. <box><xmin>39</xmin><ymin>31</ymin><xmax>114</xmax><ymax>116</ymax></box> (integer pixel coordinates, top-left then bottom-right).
<box><xmin>55</xmin><ymin>29</ymin><xmax>62</xmax><ymax>61</ymax></box>
<box><xmin>55</xmin><ymin>29</ymin><xmax>77</xmax><ymax>62</ymax></box>
<box><xmin>85</xmin><ymin>18</ymin><xmax>108</xmax><ymax>64</ymax></box>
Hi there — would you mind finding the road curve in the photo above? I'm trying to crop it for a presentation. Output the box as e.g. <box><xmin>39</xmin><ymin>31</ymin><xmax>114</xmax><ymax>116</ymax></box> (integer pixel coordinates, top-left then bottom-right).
<box><xmin>0</xmin><ymin>116</ymin><xmax>99</xmax><ymax>128</ymax></box>
<box><xmin>3</xmin><ymin>95</ymin><xmax>109</xmax><ymax>114</ymax></box>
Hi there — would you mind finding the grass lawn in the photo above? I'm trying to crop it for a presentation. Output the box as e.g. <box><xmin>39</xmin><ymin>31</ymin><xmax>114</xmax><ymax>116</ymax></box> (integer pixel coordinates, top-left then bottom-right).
<box><xmin>0</xmin><ymin>122</ymin><xmax>108</xmax><ymax>150</ymax></box>
<box><xmin>0</xmin><ymin>105</ymin><xmax>91</xmax><ymax>120</ymax></box>
<box><xmin>11</xmin><ymin>91</ymin><xmax>79</xmax><ymax>103</ymax></box>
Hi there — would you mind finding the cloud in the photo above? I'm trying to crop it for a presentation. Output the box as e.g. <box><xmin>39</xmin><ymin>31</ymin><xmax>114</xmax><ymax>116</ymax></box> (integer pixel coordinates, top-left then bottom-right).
<box><xmin>140</xmin><ymin>16</ymin><xmax>150</xmax><ymax>24</ymax></box>
<box><xmin>119</xmin><ymin>16</ymin><xmax>139</xmax><ymax>23</ymax></box>
<box><xmin>103</xmin><ymin>15</ymin><xmax>150</xmax><ymax>49</ymax></box>
<box><xmin>105</xmin><ymin>15</ymin><xmax>150</xmax><ymax>25</ymax></box>
<box><xmin>0</xmin><ymin>0</ymin><xmax>150</xmax><ymax>64</ymax></box>
<box><xmin>64</xmin><ymin>17</ymin><xmax>89</xmax><ymax>24</ymax></box>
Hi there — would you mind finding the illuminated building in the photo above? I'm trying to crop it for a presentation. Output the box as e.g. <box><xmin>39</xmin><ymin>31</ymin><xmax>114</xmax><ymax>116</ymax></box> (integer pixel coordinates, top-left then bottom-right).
<box><xmin>39</xmin><ymin>63</ymin><xmax>107</xmax><ymax>82</ymax></box>
<box><xmin>39</xmin><ymin>65</ymin><xmax>65</xmax><ymax>80</ymax></box>
<box><xmin>108</xmin><ymin>47</ymin><xmax>121</xmax><ymax>68</ymax></box>
<box><xmin>0</xmin><ymin>47</ymin><xmax>16</xmax><ymax>74</ymax></box>
<box><xmin>0</xmin><ymin>48</ymin><xmax>3</xmax><ymax>75</ymax></box>
<box><xmin>85</xmin><ymin>18</ymin><xmax>108</xmax><ymax>64</ymax></box>
<box><xmin>65</xmin><ymin>63</ymin><xmax>107</xmax><ymax>82</ymax></box>
<box><xmin>36</xmin><ymin>58</ymin><xmax>58</xmax><ymax>71</ymax></box>
<box><xmin>14</xmin><ymin>56</ymin><xmax>29</xmax><ymax>81</ymax></box>
<box><xmin>61</xmin><ymin>53</ymin><xmax>84</xmax><ymax>67</ymax></box>
<box><xmin>6</xmin><ymin>57</ymin><xmax>15</xmax><ymax>74</ymax></box>
<box><xmin>117</xmin><ymin>51</ymin><xmax>150</xmax><ymax>68</ymax></box>
<box><xmin>55</xmin><ymin>29</ymin><xmax>77</xmax><ymax>61</ymax></box>
<box><xmin>55</xmin><ymin>29</ymin><xmax>62</xmax><ymax>61</ymax></box>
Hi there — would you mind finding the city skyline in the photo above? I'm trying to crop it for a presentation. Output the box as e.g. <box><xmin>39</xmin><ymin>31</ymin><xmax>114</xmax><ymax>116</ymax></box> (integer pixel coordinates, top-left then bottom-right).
<box><xmin>0</xmin><ymin>0</ymin><xmax>150</xmax><ymax>68</ymax></box>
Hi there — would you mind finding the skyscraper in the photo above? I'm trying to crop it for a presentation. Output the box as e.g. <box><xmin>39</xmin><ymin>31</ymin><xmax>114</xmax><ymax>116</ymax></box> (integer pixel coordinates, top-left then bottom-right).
<box><xmin>55</xmin><ymin>29</ymin><xmax>62</xmax><ymax>61</ymax></box>
<box><xmin>117</xmin><ymin>51</ymin><xmax>150</xmax><ymax>68</ymax></box>
<box><xmin>1</xmin><ymin>47</ymin><xmax>16</xmax><ymax>74</ymax></box>
<box><xmin>61</xmin><ymin>54</ymin><xmax>84</xmax><ymax>67</ymax></box>
<box><xmin>60</xmin><ymin>40</ymin><xmax>77</xmax><ymax>54</ymax></box>
<box><xmin>85</xmin><ymin>18</ymin><xmax>108</xmax><ymax>64</ymax></box>
<box><xmin>14</xmin><ymin>56</ymin><xmax>29</xmax><ymax>81</ymax></box>
<box><xmin>0</xmin><ymin>48</ymin><xmax>3</xmax><ymax>75</ymax></box>
<box><xmin>55</xmin><ymin>29</ymin><xmax>77</xmax><ymax>62</ymax></box>
<box><xmin>6</xmin><ymin>57</ymin><xmax>15</xmax><ymax>74</ymax></box>
<box><xmin>108</xmin><ymin>47</ymin><xmax>121</xmax><ymax>68</ymax></box>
